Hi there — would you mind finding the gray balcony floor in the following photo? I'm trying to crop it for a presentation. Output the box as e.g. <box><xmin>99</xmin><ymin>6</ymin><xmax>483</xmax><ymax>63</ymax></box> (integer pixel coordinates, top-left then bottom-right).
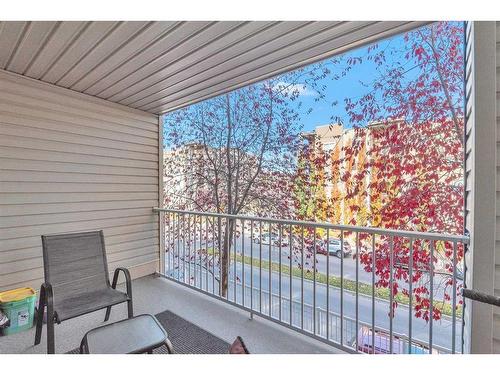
<box><xmin>0</xmin><ymin>275</ymin><xmax>343</xmax><ymax>354</ymax></box>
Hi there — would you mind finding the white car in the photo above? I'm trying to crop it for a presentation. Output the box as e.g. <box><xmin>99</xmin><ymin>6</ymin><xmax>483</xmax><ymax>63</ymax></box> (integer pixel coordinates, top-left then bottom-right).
<box><xmin>325</xmin><ymin>238</ymin><xmax>352</xmax><ymax>258</ymax></box>
<box><xmin>252</xmin><ymin>233</ymin><xmax>289</xmax><ymax>247</ymax></box>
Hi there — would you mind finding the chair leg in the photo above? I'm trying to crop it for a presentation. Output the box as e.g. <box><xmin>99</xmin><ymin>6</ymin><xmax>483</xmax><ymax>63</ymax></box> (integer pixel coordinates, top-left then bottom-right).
<box><xmin>34</xmin><ymin>287</ymin><xmax>45</xmax><ymax>346</ymax></box>
<box><xmin>164</xmin><ymin>338</ymin><xmax>174</xmax><ymax>354</ymax></box>
<box><xmin>46</xmin><ymin>316</ymin><xmax>55</xmax><ymax>354</ymax></box>
<box><xmin>104</xmin><ymin>306</ymin><xmax>112</xmax><ymax>322</ymax></box>
<box><xmin>127</xmin><ymin>299</ymin><xmax>133</xmax><ymax>319</ymax></box>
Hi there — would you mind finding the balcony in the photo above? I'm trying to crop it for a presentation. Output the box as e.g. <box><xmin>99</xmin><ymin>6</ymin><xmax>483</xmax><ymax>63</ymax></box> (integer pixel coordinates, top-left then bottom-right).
<box><xmin>0</xmin><ymin>275</ymin><xmax>341</xmax><ymax>354</ymax></box>
<box><xmin>0</xmin><ymin>20</ymin><xmax>497</xmax><ymax>355</ymax></box>
<box><xmin>156</xmin><ymin>208</ymin><xmax>469</xmax><ymax>354</ymax></box>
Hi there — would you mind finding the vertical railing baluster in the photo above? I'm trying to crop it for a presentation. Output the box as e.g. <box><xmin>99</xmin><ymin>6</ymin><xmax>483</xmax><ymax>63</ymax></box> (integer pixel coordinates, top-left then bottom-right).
<box><xmin>326</xmin><ymin>228</ymin><xmax>330</xmax><ymax>340</ymax></box>
<box><xmin>242</xmin><ymin>219</ymin><xmax>245</xmax><ymax>307</ymax></box>
<box><xmin>171</xmin><ymin>213</ymin><xmax>174</xmax><ymax>277</ymax></box>
<box><xmin>212</xmin><ymin>217</ymin><xmax>215</xmax><ymax>295</ymax></box>
<box><xmin>301</xmin><ymin>226</ymin><xmax>304</xmax><ymax>330</ymax></box>
<box><xmin>166</xmin><ymin>212</ymin><xmax>170</xmax><ymax>277</ymax></box>
<box><xmin>234</xmin><ymin>218</ymin><xmax>237</xmax><ymax>303</ymax></box>
<box><xmin>193</xmin><ymin>215</ymin><xmax>197</xmax><ymax>287</ymax></box>
<box><xmin>198</xmin><ymin>216</ymin><xmax>201</xmax><ymax>288</ymax></box>
<box><xmin>313</xmin><ymin>228</ymin><xmax>316</xmax><ymax>334</ymax></box>
<box><xmin>372</xmin><ymin>234</ymin><xmax>375</xmax><ymax>353</ymax></box>
<box><xmin>340</xmin><ymin>230</ymin><xmax>344</xmax><ymax>346</ymax></box>
<box><xmin>218</xmin><ymin>217</ymin><xmax>222</xmax><ymax>297</ymax></box>
<box><xmin>279</xmin><ymin>224</ymin><xmax>282</xmax><ymax>321</ymax></box>
<box><xmin>250</xmin><ymin>220</ymin><xmax>254</xmax><ymax>316</ymax></box>
<box><xmin>408</xmin><ymin>238</ymin><xmax>413</xmax><ymax>354</ymax></box>
<box><xmin>452</xmin><ymin>240</ymin><xmax>457</xmax><ymax>354</ymax></box>
<box><xmin>289</xmin><ymin>224</ymin><xmax>293</xmax><ymax>326</ymax></box>
<box><xmin>389</xmin><ymin>236</ymin><xmax>394</xmax><ymax>354</ymax></box>
<box><xmin>268</xmin><ymin>222</ymin><xmax>272</xmax><ymax>317</ymax></box>
<box><xmin>259</xmin><ymin>221</ymin><xmax>262</xmax><ymax>314</ymax></box>
<box><xmin>177</xmin><ymin>213</ymin><xmax>180</xmax><ymax>282</ymax></box>
<box><xmin>429</xmin><ymin>240</ymin><xmax>434</xmax><ymax>354</ymax></box>
<box><xmin>355</xmin><ymin>231</ymin><xmax>359</xmax><ymax>351</ymax></box>
<box><xmin>205</xmin><ymin>216</ymin><xmax>209</xmax><ymax>292</ymax></box>
<box><xmin>182</xmin><ymin>213</ymin><xmax>186</xmax><ymax>283</ymax></box>
<box><xmin>189</xmin><ymin>215</ymin><xmax>192</xmax><ymax>285</ymax></box>
<box><xmin>225</xmin><ymin>218</ymin><xmax>230</xmax><ymax>301</ymax></box>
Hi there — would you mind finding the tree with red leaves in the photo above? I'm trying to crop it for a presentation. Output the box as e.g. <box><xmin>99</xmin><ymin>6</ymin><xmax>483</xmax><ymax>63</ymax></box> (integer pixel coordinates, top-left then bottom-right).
<box><xmin>296</xmin><ymin>21</ymin><xmax>465</xmax><ymax>321</ymax></box>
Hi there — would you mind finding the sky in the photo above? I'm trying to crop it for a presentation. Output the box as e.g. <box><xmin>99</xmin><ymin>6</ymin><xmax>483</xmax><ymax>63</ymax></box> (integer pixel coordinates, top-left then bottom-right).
<box><xmin>284</xmin><ymin>33</ymin><xmax>413</xmax><ymax>132</ymax></box>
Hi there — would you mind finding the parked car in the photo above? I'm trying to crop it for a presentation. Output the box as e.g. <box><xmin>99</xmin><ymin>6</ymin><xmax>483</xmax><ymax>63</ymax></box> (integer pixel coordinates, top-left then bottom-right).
<box><xmin>317</xmin><ymin>238</ymin><xmax>352</xmax><ymax>258</ymax></box>
<box><xmin>354</xmin><ymin>327</ymin><xmax>435</xmax><ymax>354</ymax></box>
<box><xmin>252</xmin><ymin>233</ymin><xmax>289</xmax><ymax>247</ymax></box>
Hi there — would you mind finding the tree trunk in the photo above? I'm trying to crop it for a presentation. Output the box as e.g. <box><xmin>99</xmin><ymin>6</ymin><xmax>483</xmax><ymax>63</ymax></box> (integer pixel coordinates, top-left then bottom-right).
<box><xmin>220</xmin><ymin>218</ymin><xmax>235</xmax><ymax>298</ymax></box>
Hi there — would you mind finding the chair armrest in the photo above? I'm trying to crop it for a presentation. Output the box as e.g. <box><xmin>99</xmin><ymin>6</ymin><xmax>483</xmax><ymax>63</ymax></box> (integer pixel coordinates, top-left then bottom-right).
<box><xmin>42</xmin><ymin>282</ymin><xmax>54</xmax><ymax>306</ymax></box>
<box><xmin>111</xmin><ymin>267</ymin><xmax>132</xmax><ymax>300</ymax></box>
<box><xmin>41</xmin><ymin>282</ymin><xmax>57</xmax><ymax>322</ymax></box>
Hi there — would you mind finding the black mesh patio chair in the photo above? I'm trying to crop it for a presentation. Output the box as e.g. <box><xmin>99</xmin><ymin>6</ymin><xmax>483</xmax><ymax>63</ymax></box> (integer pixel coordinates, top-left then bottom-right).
<box><xmin>34</xmin><ymin>230</ymin><xmax>133</xmax><ymax>354</ymax></box>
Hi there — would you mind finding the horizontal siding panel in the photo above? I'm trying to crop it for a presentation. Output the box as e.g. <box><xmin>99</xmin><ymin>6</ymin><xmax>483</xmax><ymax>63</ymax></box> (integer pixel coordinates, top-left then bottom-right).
<box><xmin>1</xmin><ymin>192</ymin><xmax>157</xmax><ymax>205</ymax></box>
<box><xmin>0</xmin><ymin>170</ymin><xmax>157</xmax><ymax>185</ymax></box>
<box><xmin>1</xmin><ymin>222</ymin><xmax>159</xmax><ymax>252</ymax></box>
<box><xmin>0</xmin><ymin>86</ymin><xmax>157</xmax><ymax>132</ymax></box>
<box><xmin>0</xmin><ymin>182</ymin><xmax>157</xmax><ymax>194</ymax></box>
<box><xmin>0</xmin><ymin>121</ymin><xmax>157</xmax><ymax>153</ymax></box>
<box><xmin>0</xmin><ymin>72</ymin><xmax>159</xmax><ymax>290</ymax></box>
<box><xmin>0</xmin><ymin>158</ymin><xmax>156</xmax><ymax>176</ymax></box>
<box><xmin>0</xmin><ymin>104</ymin><xmax>158</xmax><ymax>139</ymax></box>
<box><xmin>0</xmin><ymin>146</ymin><xmax>157</xmax><ymax>169</ymax></box>
<box><xmin>0</xmin><ymin>207</ymin><xmax>155</xmax><ymax>229</ymax></box>
<box><xmin>1</xmin><ymin>247</ymin><xmax>42</xmax><ymax>263</ymax></box>
<box><xmin>1</xmin><ymin>200</ymin><xmax>157</xmax><ymax>216</ymax></box>
<box><xmin>107</xmin><ymin>245</ymin><xmax>158</xmax><ymax>264</ymax></box>
<box><xmin>0</xmin><ymin>71</ymin><xmax>158</xmax><ymax>125</ymax></box>
<box><xmin>0</xmin><ymin>213</ymin><xmax>156</xmax><ymax>240</ymax></box>
<box><xmin>0</xmin><ymin>111</ymin><xmax>157</xmax><ymax>146</ymax></box>
<box><xmin>0</xmin><ymin>133</ymin><xmax>157</xmax><ymax>161</ymax></box>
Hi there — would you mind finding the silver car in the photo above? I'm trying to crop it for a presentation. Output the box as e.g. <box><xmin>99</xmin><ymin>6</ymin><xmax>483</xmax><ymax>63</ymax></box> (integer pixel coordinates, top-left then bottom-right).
<box><xmin>326</xmin><ymin>238</ymin><xmax>352</xmax><ymax>258</ymax></box>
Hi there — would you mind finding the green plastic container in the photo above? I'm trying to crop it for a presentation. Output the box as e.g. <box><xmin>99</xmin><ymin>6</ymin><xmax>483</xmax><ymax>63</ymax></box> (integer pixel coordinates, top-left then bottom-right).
<box><xmin>0</xmin><ymin>287</ymin><xmax>36</xmax><ymax>336</ymax></box>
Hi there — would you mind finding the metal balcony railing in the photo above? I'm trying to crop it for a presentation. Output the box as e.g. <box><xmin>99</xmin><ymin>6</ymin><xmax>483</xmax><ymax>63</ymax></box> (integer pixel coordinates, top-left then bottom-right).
<box><xmin>153</xmin><ymin>208</ymin><xmax>469</xmax><ymax>354</ymax></box>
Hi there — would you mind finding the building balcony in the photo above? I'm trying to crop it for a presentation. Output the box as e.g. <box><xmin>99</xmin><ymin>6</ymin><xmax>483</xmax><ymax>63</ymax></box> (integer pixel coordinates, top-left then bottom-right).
<box><xmin>0</xmin><ymin>275</ymin><xmax>341</xmax><ymax>354</ymax></box>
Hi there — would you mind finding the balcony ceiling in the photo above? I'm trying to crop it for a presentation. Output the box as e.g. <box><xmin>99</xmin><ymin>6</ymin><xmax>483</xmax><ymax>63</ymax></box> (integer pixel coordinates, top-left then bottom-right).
<box><xmin>0</xmin><ymin>21</ymin><xmax>429</xmax><ymax>114</ymax></box>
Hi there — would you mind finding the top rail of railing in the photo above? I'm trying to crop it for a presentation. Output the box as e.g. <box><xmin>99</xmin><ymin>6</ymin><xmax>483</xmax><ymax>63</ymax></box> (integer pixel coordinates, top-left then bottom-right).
<box><xmin>152</xmin><ymin>207</ymin><xmax>470</xmax><ymax>244</ymax></box>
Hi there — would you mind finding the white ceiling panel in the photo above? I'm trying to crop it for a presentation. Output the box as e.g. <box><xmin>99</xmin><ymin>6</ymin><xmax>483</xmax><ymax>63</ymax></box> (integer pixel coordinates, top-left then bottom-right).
<box><xmin>0</xmin><ymin>21</ymin><xmax>430</xmax><ymax>114</ymax></box>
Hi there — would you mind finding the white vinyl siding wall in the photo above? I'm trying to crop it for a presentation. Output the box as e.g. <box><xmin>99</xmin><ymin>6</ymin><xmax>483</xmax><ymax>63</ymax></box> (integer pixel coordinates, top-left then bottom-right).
<box><xmin>0</xmin><ymin>70</ymin><xmax>160</xmax><ymax>291</ymax></box>
<box><xmin>463</xmin><ymin>21</ymin><xmax>474</xmax><ymax>354</ymax></box>
<box><xmin>464</xmin><ymin>21</ymin><xmax>497</xmax><ymax>354</ymax></box>
<box><xmin>494</xmin><ymin>21</ymin><xmax>500</xmax><ymax>352</ymax></box>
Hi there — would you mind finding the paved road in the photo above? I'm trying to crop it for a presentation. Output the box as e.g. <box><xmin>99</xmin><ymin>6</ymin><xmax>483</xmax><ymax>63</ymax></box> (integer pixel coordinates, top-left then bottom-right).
<box><xmin>167</xmin><ymin>256</ymin><xmax>462</xmax><ymax>353</ymax></box>
<box><xmin>169</xmin><ymin>234</ymin><xmax>455</xmax><ymax>301</ymax></box>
